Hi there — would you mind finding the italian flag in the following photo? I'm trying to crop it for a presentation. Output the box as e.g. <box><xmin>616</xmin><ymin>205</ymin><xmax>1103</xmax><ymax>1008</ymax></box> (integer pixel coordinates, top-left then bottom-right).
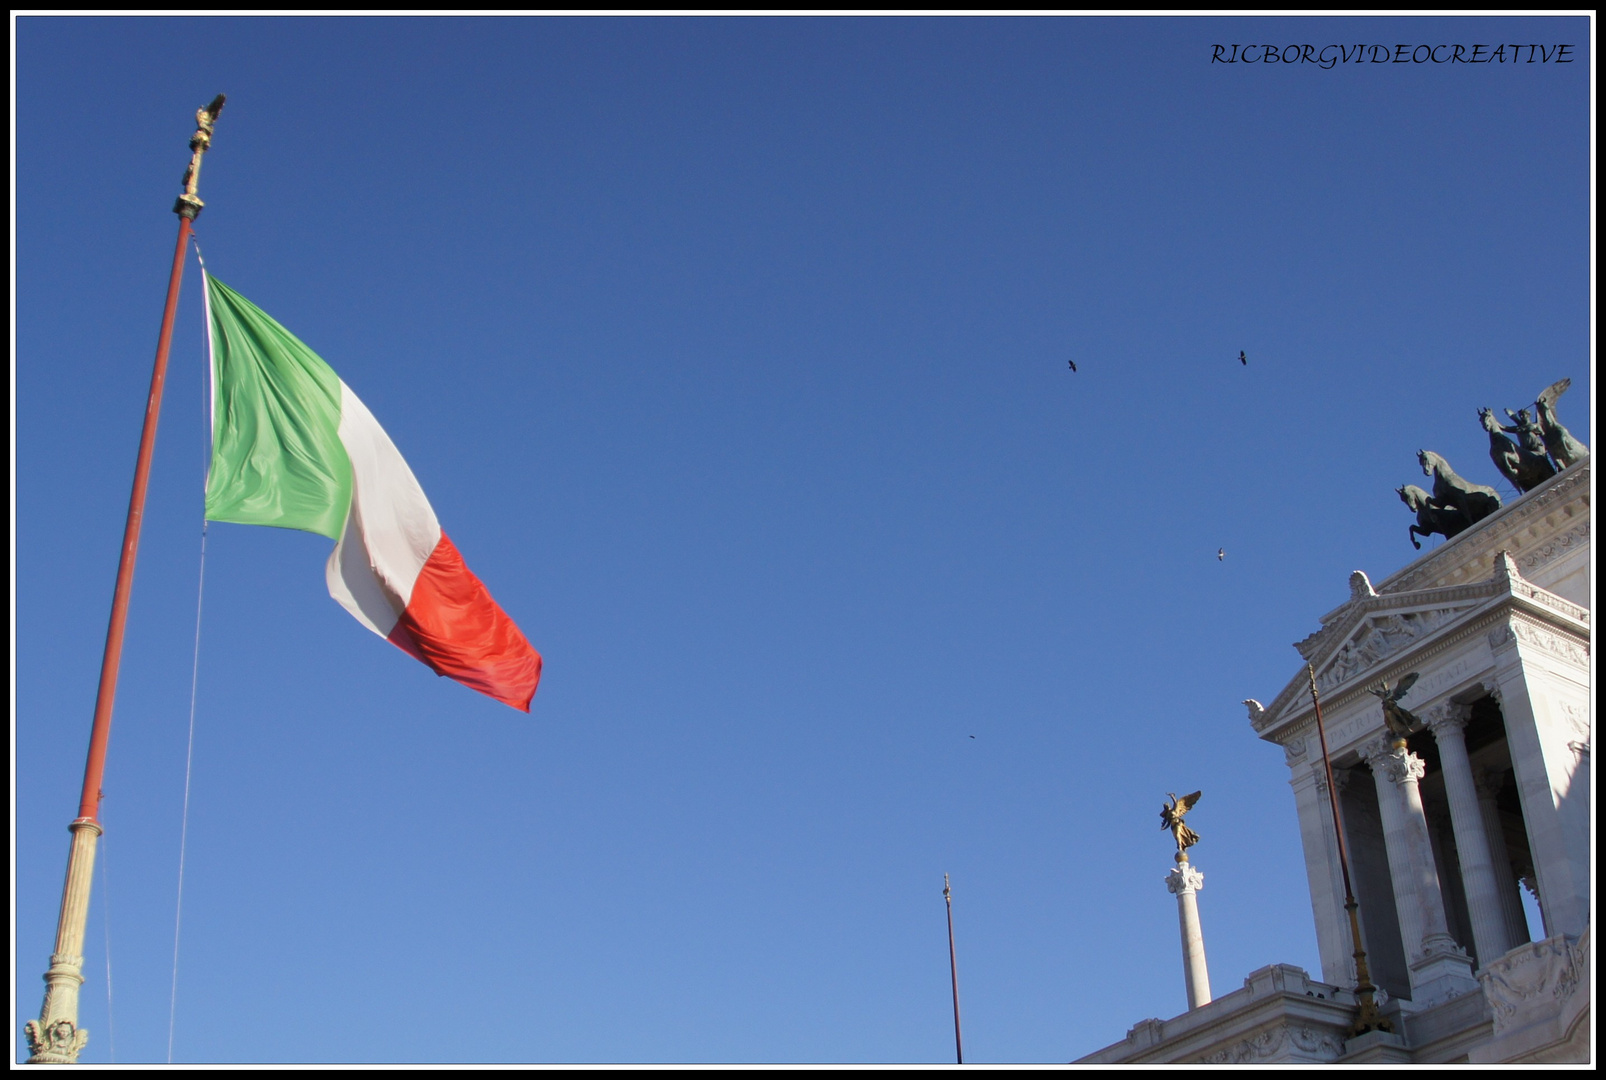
<box><xmin>202</xmin><ymin>273</ymin><xmax>542</xmax><ymax>711</ymax></box>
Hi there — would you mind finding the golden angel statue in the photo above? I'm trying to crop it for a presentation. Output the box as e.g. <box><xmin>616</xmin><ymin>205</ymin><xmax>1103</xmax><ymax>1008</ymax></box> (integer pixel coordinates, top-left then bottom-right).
<box><xmin>1161</xmin><ymin>791</ymin><xmax>1202</xmax><ymax>857</ymax></box>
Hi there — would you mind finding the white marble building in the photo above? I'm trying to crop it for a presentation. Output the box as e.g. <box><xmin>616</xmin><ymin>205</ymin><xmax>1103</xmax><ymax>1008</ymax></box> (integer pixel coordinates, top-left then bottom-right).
<box><xmin>1078</xmin><ymin>458</ymin><xmax>1590</xmax><ymax>1064</ymax></box>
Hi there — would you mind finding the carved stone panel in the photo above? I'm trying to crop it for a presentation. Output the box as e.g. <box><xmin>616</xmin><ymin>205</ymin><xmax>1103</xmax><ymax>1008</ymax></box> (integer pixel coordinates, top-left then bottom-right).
<box><xmin>1318</xmin><ymin>609</ymin><xmax>1463</xmax><ymax>693</ymax></box>
<box><xmin>1479</xmin><ymin>934</ymin><xmax>1586</xmax><ymax>1035</ymax></box>
<box><xmin>1198</xmin><ymin>1022</ymin><xmax>1346</xmax><ymax>1064</ymax></box>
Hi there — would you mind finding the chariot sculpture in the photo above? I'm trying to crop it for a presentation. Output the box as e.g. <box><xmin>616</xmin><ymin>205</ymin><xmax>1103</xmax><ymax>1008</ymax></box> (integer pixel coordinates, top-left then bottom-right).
<box><xmin>1401</xmin><ymin>377</ymin><xmax>1587</xmax><ymax>549</ymax></box>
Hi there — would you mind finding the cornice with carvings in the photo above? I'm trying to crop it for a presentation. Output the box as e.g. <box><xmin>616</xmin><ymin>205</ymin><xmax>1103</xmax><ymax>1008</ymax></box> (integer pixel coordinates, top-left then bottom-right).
<box><xmin>1288</xmin><ymin>561</ymin><xmax>1587</xmax><ymax>678</ymax></box>
<box><xmin>1517</xmin><ymin>519</ymin><xmax>1590</xmax><ymax>578</ymax></box>
<box><xmin>1293</xmin><ymin>575</ymin><xmax>1521</xmax><ymax>663</ymax></box>
<box><xmin>1255</xmin><ymin>587</ymin><xmax>1589</xmax><ymax>751</ymax></box>
<box><xmin>1196</xmin><ymin>1021</ymin><xmax>1347</xmax><ymax>1064</ymax></box>
<box><xmin>1489</xmin><ymin>612</ymin><xmax>1592</xmax><ymax>670</ymax></box>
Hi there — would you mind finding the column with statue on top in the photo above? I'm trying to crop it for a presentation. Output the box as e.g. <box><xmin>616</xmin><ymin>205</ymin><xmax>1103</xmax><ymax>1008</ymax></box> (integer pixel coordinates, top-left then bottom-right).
<box><xmin>1161</xmin><ymin>790</ymin><xmax>1211</xmax><ymax>1009</ymax></box>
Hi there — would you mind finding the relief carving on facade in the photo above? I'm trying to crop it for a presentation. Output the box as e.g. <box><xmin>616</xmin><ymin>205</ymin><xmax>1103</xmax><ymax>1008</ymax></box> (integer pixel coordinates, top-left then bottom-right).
<box><xmin>1479</xmin><ymin>935</ymin><xmax>1586</xmax><ymax>1035</ymax></box>
<box><xmin>1517</xmin><ymin>521</ymin><xmax>1589</xmax><ymax>577</ymax></box>
<box><xmin>1317</xmin><ymin>609</ymin><xmax>1461</xmax><ymax>693</ymax></box>
<box><xmin>1198</xmin><ymin>1023</ymin><xmax>1345</xmax><ymax>1064</ymax></box>
<box><xmin>1513</xmin><ymin>621</ymin><xmax>1589</xmax><ymax>665</ymax></box>
<box><xmin>1554</xmin><ymin>701</ymin><xmax>1589</xmax><ymax>747</ymax></box>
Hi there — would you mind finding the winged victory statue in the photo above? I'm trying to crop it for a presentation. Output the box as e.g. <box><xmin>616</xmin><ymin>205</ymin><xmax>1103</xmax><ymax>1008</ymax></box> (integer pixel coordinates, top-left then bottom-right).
<box><xmin>1368</xmin><ymin>673</ymin><xmax>1422</xmax><ymax>740</ymax></box>
<box><xmin>1160</xmin><ymin>791</ymin><xmax>1203</xmax><ymax>858</ymax></box>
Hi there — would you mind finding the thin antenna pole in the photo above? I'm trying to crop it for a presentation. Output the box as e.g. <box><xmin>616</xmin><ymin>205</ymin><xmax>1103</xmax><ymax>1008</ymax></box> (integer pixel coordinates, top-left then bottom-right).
<box><xmin>1306</xmin><ymin>664</ymin><xmax>1391</xmax><ymax>1036</ymax></box>
<box><xmin>24</xmin><ymin>95</ymin><xmax>225</xmax><ymax>1066</ymax></box>
<box><xmin>944</xmin><ymin>874</ymin><xmax>964</xmax><ymax>1065</ymax></box>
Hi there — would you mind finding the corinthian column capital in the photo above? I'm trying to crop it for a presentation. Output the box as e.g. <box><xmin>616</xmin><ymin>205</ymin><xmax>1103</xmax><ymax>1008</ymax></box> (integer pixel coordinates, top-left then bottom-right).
<box><xmin>1426</xmin><ymin>701</ymin><xmax>1472</xmax><ymax>736</ymax></box>
<box><xmin>1359</xmin><ymin>735</ymin><xmax>1396</xmax><ymax>768</ymax></box>
<box><xmin>1367</xmin><ymin>743</ymin><xmax>1426</xmax><ymax>786</ymax></box>
<box><xmin>1165</xmin><ymin>862</ymin><xmax>1205</xmax><ymax>895</ymax></box>
<box><xmin>1389</xmin><ymin>749</ymin><xmax>1426</xmax><ymax>786</ymax></box>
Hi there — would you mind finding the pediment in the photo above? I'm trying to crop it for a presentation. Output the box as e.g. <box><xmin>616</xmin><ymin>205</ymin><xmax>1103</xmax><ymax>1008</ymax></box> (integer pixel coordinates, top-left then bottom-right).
<box><xmin>1251</xmin><ymin>539</ymin><xmax>1590</xmax><ymax>740</ymax></box>
<box><xmin>1309</xmin><ymin>602</ymin><xmax>1477</xmax><ymax>695</ymax></box>
<box><xmin>1251</xmin><ymin>582</ymin><xmax>1500</xmax><ymax>735</ymax></box>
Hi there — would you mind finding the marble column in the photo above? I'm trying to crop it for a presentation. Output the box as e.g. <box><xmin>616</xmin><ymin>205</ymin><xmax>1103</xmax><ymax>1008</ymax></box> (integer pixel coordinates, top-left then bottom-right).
<box><xmin>1364</xmin><ymin>739</ymin><xmax>1425</xmax><ymax>962</ymax></box>
<box><xmin>1363</xmin><ymin>737</ymin><xmax>1478</xmax><ymax>1006</ymax></box>
<box><xmin>1485</xmin><ymin>621</ymin><xmax>1591</xmax><ymax>938</ymax></box>
<box><xmin>1474</xmin><ymin>767</ymin><xmax>1531</xmax><ymax>950</ymax></box>
<box><xmin>1165</xmin><ymin>859</ymin><xmax>1211</xmax><ymax>1008</ymax></box>
<box><xmin>1292</xmin><ymin>759</ymin><xmax>1350</xmax><ymax>986</ymax></box>
<box><xmin>1426</xmin><ymin>704</ymin><xmax>1513</xmax><ymax>967</ymax></box>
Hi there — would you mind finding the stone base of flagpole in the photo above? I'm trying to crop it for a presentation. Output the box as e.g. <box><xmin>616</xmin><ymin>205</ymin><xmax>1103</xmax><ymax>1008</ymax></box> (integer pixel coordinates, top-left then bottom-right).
<box><xmin>26</xmin><ymin>819</ymin><xmax>101</xmax><ymax>1064</ymax></box>
<box><xmin>1166</xmin><ymin>856</ymin><xmax>1212</xmax><ymax>1009</ymax></box>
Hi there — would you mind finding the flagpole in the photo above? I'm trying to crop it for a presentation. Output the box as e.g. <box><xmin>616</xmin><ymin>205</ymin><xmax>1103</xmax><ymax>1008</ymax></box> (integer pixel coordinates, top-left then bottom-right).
<box><xmin>25</xmin><ymin>95</ymin><xmax>225</xmax><ymax>1066</ymax></box>
<box><xmin>1306</xmin><ymin>663</ymin><xmax>1391</xmax><ymax>1037</ymax></box>
<box><xmin>944</xmin><ymin>874</ymin><xmax>965</xmax><ymax>1065</ymax></box>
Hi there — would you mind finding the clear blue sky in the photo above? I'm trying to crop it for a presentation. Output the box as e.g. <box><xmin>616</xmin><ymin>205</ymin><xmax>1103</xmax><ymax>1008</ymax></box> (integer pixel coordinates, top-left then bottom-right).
<box><xmin>15</xmin><ymin>15</ymin><xmax>1591</xmax><ymax>1064</ymax></box>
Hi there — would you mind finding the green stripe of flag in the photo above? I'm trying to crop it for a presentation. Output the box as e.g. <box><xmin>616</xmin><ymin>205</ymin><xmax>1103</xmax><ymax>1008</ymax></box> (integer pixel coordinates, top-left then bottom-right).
<box><xmin>204</xmin><ymin>275</ymin><xmax>352</xmax><ymax>540</ymax></box>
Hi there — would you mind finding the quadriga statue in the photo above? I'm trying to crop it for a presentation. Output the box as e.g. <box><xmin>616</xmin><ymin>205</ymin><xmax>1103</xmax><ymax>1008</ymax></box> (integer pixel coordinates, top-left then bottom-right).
<box><xmin>1533</xmin><ymin>378</ymin><xmax>1589</xmax><ymax>469</ymax></box>
<box><xmin>1398</xmin><ymin>483</ymin><xmax>1469</xmax><ymax>549</ymax></box>
<box><xmin>1480</xmin><ymin>407</ymin><xmax>1554</xmax><ymax>493</ymax></box>
<box><xmin>1419</xmin><ymin>449</ymin><xmax>1502</xmax><ymax>525</ymax></box>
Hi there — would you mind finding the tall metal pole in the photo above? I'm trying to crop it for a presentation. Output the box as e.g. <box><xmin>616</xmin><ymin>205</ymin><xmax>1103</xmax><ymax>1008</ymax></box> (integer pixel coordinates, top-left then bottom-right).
<box><xmin>944</xmin><ymin>874</ymin><xmax>965</xmax><ymax>1065</ymax></box>
<box><xmin>1306</xmin><ymin>664</ymin><xmax>1392</xmax><ymax>1037</ymax></box>
<box><xmin>25</xmin><ymin>95</ymin><xmax>225</xmax><ymax>1066</ymax></box>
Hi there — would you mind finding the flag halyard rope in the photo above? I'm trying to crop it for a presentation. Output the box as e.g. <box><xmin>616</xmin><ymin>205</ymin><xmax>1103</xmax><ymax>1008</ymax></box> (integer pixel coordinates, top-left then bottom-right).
<box><xmin>168</xmin><ymin>236</ymin><xmax>212</xmax><ymax>1064</ymax></box>
<box><xmin>99</xmin><ymin>831</ymin><xmax>116</xmax><ymax>1063</ymax></box>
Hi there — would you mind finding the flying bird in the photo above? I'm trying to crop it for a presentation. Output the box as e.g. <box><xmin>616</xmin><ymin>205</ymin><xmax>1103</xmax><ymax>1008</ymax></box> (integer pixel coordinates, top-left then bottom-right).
<box><xmin>1068</xmin><ymin>359</ymin><xmax>1077</xmax><ymax>372</ymax></box>
<box><xmin>1239</xmin><ymin>351</ymin><xmax>1247</xmax><ymax>365</ymax></box>
<box><xmin>1218</xmin><ymin>548</ymin><xmax>1225</xmax><ymax>561</ymax></box>
<box><xmin>969</xmin><ymin>735</ymin><xmax>976</xmax><ymax>739</ymax></box>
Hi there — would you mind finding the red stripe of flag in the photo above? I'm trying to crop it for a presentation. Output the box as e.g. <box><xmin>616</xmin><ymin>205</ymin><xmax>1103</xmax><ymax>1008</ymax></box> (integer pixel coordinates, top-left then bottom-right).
<box><xmin>386</xmin><ymin>533</ymin><xmax>543</xmax><ymax>711</ymax></box>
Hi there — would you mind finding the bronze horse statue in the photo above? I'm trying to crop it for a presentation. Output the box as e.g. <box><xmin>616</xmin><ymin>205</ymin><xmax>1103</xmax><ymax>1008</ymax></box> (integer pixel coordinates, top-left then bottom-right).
<box><xmin>1533</xmin><ymin>378</ymin><xmax>1589</xmax><ymax>469</ymax></box>
<box><xmin>1398</xmin><ymin>484</ymin><xmax>1470</xmax><ymax>549</ymax></box>
<box><xmin>1419</xmin><ymin>450</ymin><xmax>1501</xmax><ymax>528</ymax></box>
<box><xmin>1480</xmin><ymin>407</ymin><xmax>1555</xmax><ymax>493</ymax></box>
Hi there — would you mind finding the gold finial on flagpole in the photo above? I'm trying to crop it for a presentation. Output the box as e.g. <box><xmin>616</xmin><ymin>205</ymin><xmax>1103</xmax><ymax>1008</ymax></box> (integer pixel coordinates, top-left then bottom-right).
<box><xmin>174</xmin><ymin>94</ymin><xmax>225</xmax><ymax>220</ymax></box>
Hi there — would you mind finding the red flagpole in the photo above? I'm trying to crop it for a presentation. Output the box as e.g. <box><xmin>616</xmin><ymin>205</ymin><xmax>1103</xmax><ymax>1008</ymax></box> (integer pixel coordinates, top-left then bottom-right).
<box><xmin>77</xmin><ymin>212</ymin><xmax>194</xmax><ymax>821</ymax></box>
<box><xmin>25</xmin><ymin>95</ymin><xmax>224</xmax><ymax>1066</ymax></box>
